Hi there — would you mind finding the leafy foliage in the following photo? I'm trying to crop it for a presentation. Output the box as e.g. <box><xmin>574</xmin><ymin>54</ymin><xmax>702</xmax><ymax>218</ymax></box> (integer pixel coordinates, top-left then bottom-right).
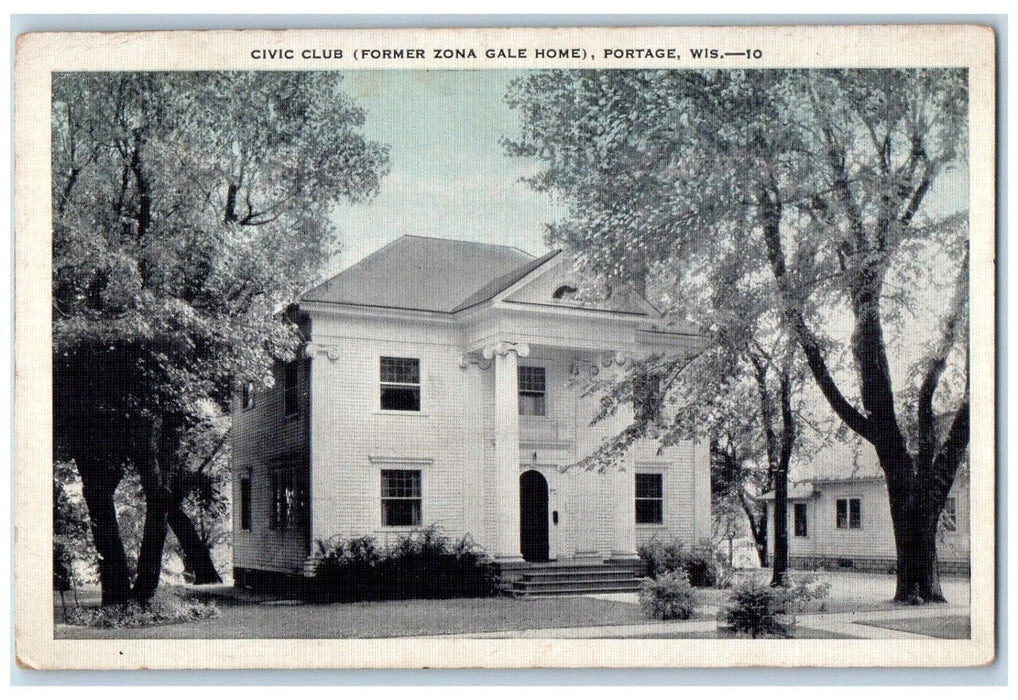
<box><xmin>310</xmin><ymin>526</ymin><xmax>499</xmax><ymax>602</ymax></box>
<box><xmin>51</xmin><ymin>71</ymin><xmax>390</xmax><ymax>602</ymax></box>
<box><xmin>785</xmin><ymin>572</ymin><xmax>832</xmax><ymax>613</ymax></box>
<box><xmin>506</xmin><ymin>68</ymin><xmax>970</xmax><ymax>601</ymax></box>
<box><xmin>639</xmin><ymin>570</ymin><xmax>699</xmax><ymax>620</ymax></box>
<box><xmin>638</xmin><ymin>537</ymin><xmax>721</xmax><ymax>588</ymax></box>
<box><xmin>61</xmin><ymin>593</ymin><xmax>219</xmax><ymax>629</ymax></box>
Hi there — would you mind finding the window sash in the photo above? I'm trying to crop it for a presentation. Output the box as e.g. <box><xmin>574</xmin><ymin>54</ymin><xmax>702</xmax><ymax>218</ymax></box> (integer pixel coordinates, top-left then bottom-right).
<box><xmin>240</xmin><ymin>476</ymin><xmax>252</xmax><ymax>530</ymax></box>
<box><xmin>836</xmin><ymin>498</ymin><xmax>861</xmax><ymax>529</ymax></box>
<box><xmin>518</xmin><ymin>367</ymin><xmax>546</xmax><ymax>416</ymax></box>
<box><xmin>283</xmin><ymin>361</ymin><xmax>301</xmax><ymax>416</ymax></box>
<box><xmin>380</xmin><ymin>357</ymin><xmax>421</xmax><ymax>411</ymax></box>
<box><xmin>635</xmin><ymin>473</ymin><xmax>663</xmax><ymax>524</ymax></box>
<box><xmin>381</xmin><ymin>469</ymin><xmax>422</xmax><ymax>526</ymax></box>
<box><xmin>270</xmin><ymin>465</ymin><xmax>306</xmax><ymax>529</ymax></box>
<box><xmin>793</xmin><ymin>503</ymin><xmax>808</xmax><ymax>537</ymax></box>
<box><xmin>941</xmin><ymin>497</ymin><xmax>958</xmax><ymax>532</ymax></box>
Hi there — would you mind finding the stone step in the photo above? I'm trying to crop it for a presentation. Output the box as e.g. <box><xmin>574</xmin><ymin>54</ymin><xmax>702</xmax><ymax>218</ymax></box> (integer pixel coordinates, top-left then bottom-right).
<box><xmin>520</xmin><ymin>570</ymin><xmax>640</xmax><ymax>584</ymax></box>
<box><xmin>513</xmin><ymin>580</ymin><xmax>643</xmax><ymax>597</ymax></box>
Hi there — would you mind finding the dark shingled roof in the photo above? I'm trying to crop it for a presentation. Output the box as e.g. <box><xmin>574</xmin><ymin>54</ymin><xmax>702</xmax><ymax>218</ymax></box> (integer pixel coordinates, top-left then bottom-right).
<box><xmin>300</xmin><ymin>235</ymin><xmax>548</xmax><ymax>313</ymax></box>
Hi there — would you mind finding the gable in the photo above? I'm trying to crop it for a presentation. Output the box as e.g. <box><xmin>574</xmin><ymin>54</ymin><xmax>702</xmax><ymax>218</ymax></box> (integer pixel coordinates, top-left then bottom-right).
<box><xmin>501</xmin><ymin>257</ymin><xmax>658</xmax><ymax>316</ymax></box>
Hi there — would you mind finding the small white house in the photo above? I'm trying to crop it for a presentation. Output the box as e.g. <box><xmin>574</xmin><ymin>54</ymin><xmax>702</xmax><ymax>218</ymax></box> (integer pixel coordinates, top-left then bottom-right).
<box><xmin>231</xmin><ymin>236</ymin><xmax>711</xmax><ymax>587</ymax></box>
<box><xmin>761</xmin><ymin>473</ymin><xmax>970</xmax><ymax>576</ymax></box>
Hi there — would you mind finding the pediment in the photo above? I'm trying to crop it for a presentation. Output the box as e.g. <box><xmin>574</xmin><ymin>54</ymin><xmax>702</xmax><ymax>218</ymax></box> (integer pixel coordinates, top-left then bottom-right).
<box><xmin>500</xmin><ymin>257</ymin><xmax>657</xmax><ymax>317</ymax></box>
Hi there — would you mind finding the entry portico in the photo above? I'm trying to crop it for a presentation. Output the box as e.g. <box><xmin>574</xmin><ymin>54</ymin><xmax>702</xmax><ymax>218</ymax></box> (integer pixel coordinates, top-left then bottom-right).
<box><xmin>231</xmin><ymin>235</ymin><xmax>710</xmax><ymax>585</ymax></box>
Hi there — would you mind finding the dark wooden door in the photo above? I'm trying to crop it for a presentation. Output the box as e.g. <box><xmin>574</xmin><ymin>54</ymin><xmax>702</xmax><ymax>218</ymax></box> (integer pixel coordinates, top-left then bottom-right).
<box><xmin>520</xmin><ymin>470</ymin><xmax>549</xmax><ymax>562</ymax></box>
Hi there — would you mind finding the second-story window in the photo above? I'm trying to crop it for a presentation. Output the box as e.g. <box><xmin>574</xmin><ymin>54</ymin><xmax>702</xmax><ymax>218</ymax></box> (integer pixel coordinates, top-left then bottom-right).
<box><xmin>518</xmin><ymin>366</ymin><xmax>546</xmax><ymax>416</ymax></box>
<box><xmin>380</xmin><ymin>356</ymin><xmax>420</xmax><ymax>411</ymax></box>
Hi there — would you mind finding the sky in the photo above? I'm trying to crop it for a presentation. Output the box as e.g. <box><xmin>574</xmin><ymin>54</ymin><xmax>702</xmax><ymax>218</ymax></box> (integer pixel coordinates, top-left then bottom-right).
<box><xmin>327</xmin><ymin>70</ymin><xmax>563</xmax><ymax>275</ymax></box>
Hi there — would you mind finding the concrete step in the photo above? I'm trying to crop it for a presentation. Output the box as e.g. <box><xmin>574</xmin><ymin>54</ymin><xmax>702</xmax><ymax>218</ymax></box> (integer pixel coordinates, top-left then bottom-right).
<box><xmin>514</xmin><ymin>577</ymin><xmax>642</xmax><ymax>592</ymax></box>
<box><xmin>520</xmin><ymin>570</ymin><xmax>640</xmax><ymax>584</ymax></box>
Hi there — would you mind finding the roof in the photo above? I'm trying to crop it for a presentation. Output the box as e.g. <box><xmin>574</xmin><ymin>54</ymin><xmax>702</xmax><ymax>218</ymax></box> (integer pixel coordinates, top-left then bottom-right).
<box><xmin>300</xmin><ymin>235</ymin><xmax>540</xmax><ymax>313</ymax></box>
<box><xmin>759</xmin><ymin>484</ymin><xmax>816</xmax><ymax>501</ymax></box>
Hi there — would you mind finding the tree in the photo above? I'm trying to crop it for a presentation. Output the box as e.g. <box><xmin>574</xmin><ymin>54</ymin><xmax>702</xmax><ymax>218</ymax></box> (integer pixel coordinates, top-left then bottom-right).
<box><xmin>52</xmin><ymin>72</ymin><xmax>389</xmax><ymax>604</ymax></box>
<box><xmin>506</xmin><ymin>69</ymin><xmax>969</xmax><ymax>602</ymax></box>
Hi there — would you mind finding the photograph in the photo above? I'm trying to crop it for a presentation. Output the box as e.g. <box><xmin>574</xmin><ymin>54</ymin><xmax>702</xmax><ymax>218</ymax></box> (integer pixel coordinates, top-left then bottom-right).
<box><xmin>13</xmin><ymin>25</ymin><xmax>996</xmax><ymax>669</ymax></box>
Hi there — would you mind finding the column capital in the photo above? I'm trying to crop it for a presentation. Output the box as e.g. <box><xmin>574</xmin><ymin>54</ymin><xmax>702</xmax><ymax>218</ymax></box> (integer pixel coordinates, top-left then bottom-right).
<box><xmin>482</xmin><ymin>341</ymin><xmax>531</xmax><ymax>361</ymax></box>
<box><xmin>303</xmin><ymin>342</ymin><xmax>341</xmax><ymax>361</ymax></box>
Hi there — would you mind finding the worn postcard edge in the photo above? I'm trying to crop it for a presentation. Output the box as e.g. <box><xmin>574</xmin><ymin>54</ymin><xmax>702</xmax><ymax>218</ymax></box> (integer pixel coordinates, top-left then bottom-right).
<box><xmin>13</xmin><ymin>24</ymin><xmax>997</xmax><ymax>670</ymax></box>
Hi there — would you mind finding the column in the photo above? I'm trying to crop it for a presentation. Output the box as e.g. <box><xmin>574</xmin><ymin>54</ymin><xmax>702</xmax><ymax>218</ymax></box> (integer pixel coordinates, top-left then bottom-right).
<box><xmin>610</xmin><ymin>461</ymin><xmax>640</xmax><ymax>561</ymax></box>
<box><xmin>485</xmin><ymin>341</ymin><xmax>529</xmax><ymax>563</ymax></box>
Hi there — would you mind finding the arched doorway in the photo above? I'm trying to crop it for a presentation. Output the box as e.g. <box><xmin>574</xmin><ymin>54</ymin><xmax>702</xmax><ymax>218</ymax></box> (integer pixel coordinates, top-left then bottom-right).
<box><xmin>520</xmin><ymin>470</ymin><xmax>550</xmax><ymax>562</ymax></box>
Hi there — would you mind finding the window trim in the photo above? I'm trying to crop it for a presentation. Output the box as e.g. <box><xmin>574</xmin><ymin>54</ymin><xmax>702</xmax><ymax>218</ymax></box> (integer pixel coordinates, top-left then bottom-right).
<box><xmin>835</xmin><ymin>497</ymin><xmax>862</xmax><ymax>530</ymax></box>
<box><xmin>518</xmin><ymin>364</ymin><xmax>548</xmax><ymax>417</ymax></box>
<box><xmin>635</xmin><ymin>472</ymin><xmax>664</xmax><ymax>525</ymax></box>
<box><xmin>378</xmin><ymin>355</ymin><xmax>423</xmax><ymax>413</ymax></box>
<box><xmin>380</xmin><ymin>468</ymin><xmax>424</xmax><ymax>528</ymax></box>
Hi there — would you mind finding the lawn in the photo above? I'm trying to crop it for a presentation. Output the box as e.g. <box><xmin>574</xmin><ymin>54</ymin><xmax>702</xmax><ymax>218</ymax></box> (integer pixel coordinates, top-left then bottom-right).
<box><xmin>55</xmin><ymin>594</ymin><xmax>650</xmax><ymax>640</ymax></box>
<box><xmin>854</xmin><ymin>614</ymin><xmax>971</xmax><ymax>639</ymax></box>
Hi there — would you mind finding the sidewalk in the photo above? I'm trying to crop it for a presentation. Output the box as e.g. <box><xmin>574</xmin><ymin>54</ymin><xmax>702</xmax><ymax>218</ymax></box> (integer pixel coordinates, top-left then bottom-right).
<box><xmin>428</xmin><ymin>601</ymin><xmax>969</xmax><ymax>640</ymax></box>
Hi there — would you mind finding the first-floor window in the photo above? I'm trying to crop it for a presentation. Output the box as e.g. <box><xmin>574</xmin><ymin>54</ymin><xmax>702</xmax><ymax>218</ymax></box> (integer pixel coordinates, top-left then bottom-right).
<box><xmin>836</xmin><ymin>497</ymin><xmax>862</xmax><ymax>529</ymax></box>
<box><xmin>271</xmin><ymin>463</ymin><xmax>306</xmax><ymax>529</ymax></box>
<box><xmin>793</xmin><ymin>502</ymin><xmax>808</xmax><ymax>537</ymax></box>
<box><xmin>635</xmin><ymin>473</ymin><xmax>664</xmax><ymax>524</ymax></box>
<box><xmin>941</xmin><ymin>497</ymin><xmax>958</xmax><ymax>532</ymax></box>
<box><xmin>239</xmin><ymin>474</ymin><xmax>252</xmax><ymax>530</ymax></box>
<box><xmin>381</xmin><ymin>469</ymin><xmax>422</xmax><ymax>526</ymax></box>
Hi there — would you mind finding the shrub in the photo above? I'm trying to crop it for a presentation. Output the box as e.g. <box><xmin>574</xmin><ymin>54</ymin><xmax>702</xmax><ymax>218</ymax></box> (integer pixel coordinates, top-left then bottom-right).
<box><xmin>62</xmin><ymin>594</ymin><xmax>219</xmax><ymax>629</ymax></box>
<box><xmin>721</xmin><ymin>579</ymin><xmax>795</xmax><ymax>638</ymax></box>
<box><xmin>638</xmin><ymin>537</ymin><xmax>720</xmax><ymax>587</ymax></box>
<box><xmin>639</xmin><ymin>571</ymin><xmax>699</xmax><ymax>620</ymax></box>
<box><xmin>786</xmin><ymin>572</ymin><xmax>831</xmax><ymax>612</ymax></box>
<box><xmin>310</xmin><ymin>526</ymin><xmax>498</xmax><ymax>602</ymax></box>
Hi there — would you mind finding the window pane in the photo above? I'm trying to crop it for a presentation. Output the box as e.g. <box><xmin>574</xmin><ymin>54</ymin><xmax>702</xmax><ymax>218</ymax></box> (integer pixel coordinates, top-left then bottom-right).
<box><xmin>636</xmin><ymin>499</ymin><xmax>663</xmax><ymax>524</ymax></box>
<box><xmin>240</xmin><ymin>477</ymin><xmax>251</xmax><ymax>530</ymax></box>
<box><xmin>381</xmin><ymin>357</ymin><xmax>420</xmax><ymax>384</ymax></box>
<box><xmin>519</xmin><ymin>393</ymin><xmax>546</xmax><ymax>416</ymax></box>
<box><xmin>794</xmin><ymin>503</ymin><xmax>807</xmax><ymax>537</ymax></box>
<box><xmin>381</xmin><ymin>385</ymin><xmax>420</xmax><ymax>411</ymax></box>
<box><xmin>518</xmin><ymin>367</ymin><xmax>546</xmax><ymax>392</ymax></box>
<box><xmin>850</xmin><ymin>499</ymin><xmax>861</xmax><ymax>529</ymax></box>
<box><xmin>381</xmin><ymin>469</ymin><xmax>421</xmax><ymax>498</ymax></box>
<box><xmin>836</xmin><ymin>499</ymin><xmax>848</xmax><ymax>529</ymax></box>
<box><xmin>382</xmin><ymin>499</ymin><xmax>422</xmax><ymax>527</ymax></box>
<box><xmin>636</xmin><ymin>473</ymin><xmax>663</xmax><ymax>499</ymax></box>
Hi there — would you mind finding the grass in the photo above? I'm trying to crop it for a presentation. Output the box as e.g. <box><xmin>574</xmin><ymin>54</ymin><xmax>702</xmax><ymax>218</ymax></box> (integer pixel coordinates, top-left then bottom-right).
<box><xmin>854</xmin><ymin>614</ymin><xmax>971</xmax><ymax>639</ymax></box>
<box><xmin>619</xmin><ymin>627</ymin><xmax>861</xmax><ymax>640</ymax></box>
<box><xmin>56</xmin><ymin>594</ymin><xmax>650</xmax><ymax>639</ymax></box>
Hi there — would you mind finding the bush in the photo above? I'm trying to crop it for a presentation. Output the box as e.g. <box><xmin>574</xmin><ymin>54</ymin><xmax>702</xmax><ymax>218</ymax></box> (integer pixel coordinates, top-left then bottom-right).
<box><xmin>639</xmin><ymin>571</ymin><xmax>699</xmax><ymax>620</ymax></box>
<box><xmin>786</xmin><ymin>572</ymin><xmax>831</xmax><ymax>612</ymax></box>
<box><xmin>62</xmin><ymin>594</ymin><xmax>219</xmax><ymax>629</ymax></box>
<box><xmin>311</xmin><ymin>526</ymin><xmax>499</xmax><ymax>602</ymax></box>
<box><xmin>638</xmin><ymin>538</ymin><xmax>720</xmax><ymax>587</ymax></box>
<box><xmin>721</xmin><ymin>579</ymin><xmax>795</xmax><ymax>638</ymax></box>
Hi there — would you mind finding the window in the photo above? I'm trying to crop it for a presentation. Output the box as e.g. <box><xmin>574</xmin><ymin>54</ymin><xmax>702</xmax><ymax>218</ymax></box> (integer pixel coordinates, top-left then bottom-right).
<box><xmin>239</xmin><ymin>475</ymin><xmax>252</xmax><ymax>530</ymax></box>
<box><xmin>636</xmin><ymin>473</ymin><xmax>664</xmax><ymax>524</ymax></box>
<box><xmin>552</xmin><ymin>284</ymin><xmax>578</xmax><ymax>299</ymax></box>
<box><xmin>270</xmin><ymin>463</ymin><xmax>306</xmax><ymax>529</ymax></box>
<box><xmin>836</xmin><ymin>498</ymin><xmax>862</xmax><ymax>529</ymax></box>
<box><xmin>381</xmin><ymin>469</ymin><xmax>422</xmax><ymax>526</ymax></box>
<box><xmin>283</xmin><ymin>360</ymin><xmax>302</xmax><ymax>417</ymax></box>
<box><xmin>380</xmin><ymin>357</ymin><xmax>420</xmax><ymax>411</ymax></box>
<box><xmin>941</xmin><ymin>497</ymin><xmax>958</xmax><ymax>532</ymax></box>
<box><xmin>518</xmin><ymin>366</ymin><xmax>547</xmax><ymax>416</ymax></box>
<box><xmin>241</xmin><ymin>382</ymin><xmax>255</xmax><ymax>411</ymax></box>
<box><xmin>793</xmin><ymin>502</ymin><xmax>808</xmax><ymax>537</ymax></box>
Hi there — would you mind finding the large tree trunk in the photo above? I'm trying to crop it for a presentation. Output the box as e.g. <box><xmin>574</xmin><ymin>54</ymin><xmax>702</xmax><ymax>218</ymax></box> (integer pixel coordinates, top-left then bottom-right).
<box><xmin>77</xmin><ymin>461</ymin><xmax>132</xmax><ymax>605</ymax></box>
<box><xmin>131</xmin><ymin>415</ymin><xmax>173</xmax><ymax>603</ymax></box>
<box><xmin>770</xmin><ymin>464</ymin><xmax>789</xmax><ymax>586</ymax></box>
<box><xmin>167</xmin><ymin>505</ymin><xmax>223</xmax><ymax>584</ymax></box>
<box><xmin>739</xmin><ymin>494</ymin><xmax>768</xmax><ymax>567</ymax></box>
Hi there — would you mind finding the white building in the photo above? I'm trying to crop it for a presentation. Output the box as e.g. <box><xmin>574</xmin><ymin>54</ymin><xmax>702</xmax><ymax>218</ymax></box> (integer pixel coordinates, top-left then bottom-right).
<box><xmin>761</xmin><ymin>472</ymin><xmax>970</xmax><ymax>576</ymax></box>
<box><xmin>231</xmin><ymin>236</ymin><xmax>711</xmax><ymax>590</ymax></box>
